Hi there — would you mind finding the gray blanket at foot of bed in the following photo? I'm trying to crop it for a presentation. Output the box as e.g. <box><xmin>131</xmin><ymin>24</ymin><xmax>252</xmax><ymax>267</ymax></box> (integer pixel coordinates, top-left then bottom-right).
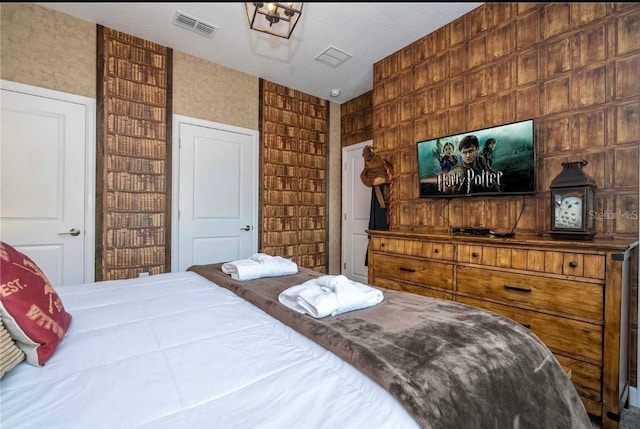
<box><xmin>188</xmin><ymin>263</ymin><xmax>591</xmax><ymax>429</ymax></box>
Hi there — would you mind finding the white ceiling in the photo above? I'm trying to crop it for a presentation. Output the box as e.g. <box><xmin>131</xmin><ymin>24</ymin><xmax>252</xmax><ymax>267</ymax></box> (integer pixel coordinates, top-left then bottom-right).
<box><xmin>36</xmin><ymin>2</ymin><xmax>483</xmax><ymax>104</ymax></box>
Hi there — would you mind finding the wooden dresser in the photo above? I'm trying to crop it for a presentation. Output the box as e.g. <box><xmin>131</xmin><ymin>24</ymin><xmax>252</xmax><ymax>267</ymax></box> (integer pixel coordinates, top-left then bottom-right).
<box><xmin>367</xmin><ymin>230</ymin><xmax>638</xmax><ymax>429</ymax></box>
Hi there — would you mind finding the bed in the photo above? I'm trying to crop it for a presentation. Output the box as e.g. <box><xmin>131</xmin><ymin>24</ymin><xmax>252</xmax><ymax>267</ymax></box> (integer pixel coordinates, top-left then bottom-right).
<box><xmin>0</xmin><ymin>252</ymin><xmax>592</xmax><ymax>428</ymax></box>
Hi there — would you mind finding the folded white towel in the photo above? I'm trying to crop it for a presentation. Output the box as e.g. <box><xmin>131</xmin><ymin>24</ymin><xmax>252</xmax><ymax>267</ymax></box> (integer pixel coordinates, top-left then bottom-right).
<box><xmin>279</xmin><ymin>275</ymin><xmax>384</xmax><ymax>318</ymax></box>
<box><xmin>221</xmin><ymin>253</ymin><xmax>298</xmax><ymax>281</ymax></box>
<box><xmin>249</xmin><ymin>253</ymin><xmax>272</xmax><ymax>263</ymax></box>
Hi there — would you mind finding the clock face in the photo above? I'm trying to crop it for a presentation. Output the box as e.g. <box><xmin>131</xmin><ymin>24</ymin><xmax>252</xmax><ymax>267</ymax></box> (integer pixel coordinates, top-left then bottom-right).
<box><xmin>554</xmin><ymin>194</ymin><xmax>583</xmax><ymax>229</ymax></box>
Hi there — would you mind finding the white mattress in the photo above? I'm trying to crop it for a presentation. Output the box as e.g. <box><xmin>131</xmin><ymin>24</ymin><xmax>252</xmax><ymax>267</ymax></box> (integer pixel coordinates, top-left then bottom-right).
<box><xmin>0</xmin><ymin>272</ymin><xmax>418</xmax><ymax>429</ymax></box>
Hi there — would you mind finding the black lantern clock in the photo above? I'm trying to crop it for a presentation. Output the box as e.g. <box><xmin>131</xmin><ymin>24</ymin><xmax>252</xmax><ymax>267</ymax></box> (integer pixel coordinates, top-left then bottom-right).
<box><xmin>549</xmin><ymin>160</ymin><xmax>597</xmax><ymax>239</ymax></box>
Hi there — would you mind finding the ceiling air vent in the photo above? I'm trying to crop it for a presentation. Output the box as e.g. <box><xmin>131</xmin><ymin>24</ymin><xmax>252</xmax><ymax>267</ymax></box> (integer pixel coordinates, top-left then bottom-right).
<box><xmin>314</xmin><ymin>46</ymin><xmax>353</xmax><ymax>68</ymax></box>
<box><xmin>173</xmin><ymin>11</ymin><xmax>218</xmax><ymax>38</ymax></box>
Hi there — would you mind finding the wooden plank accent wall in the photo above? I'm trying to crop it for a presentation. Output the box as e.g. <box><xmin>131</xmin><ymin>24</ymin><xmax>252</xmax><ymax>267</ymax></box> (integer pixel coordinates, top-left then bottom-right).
<box><xmin>341</xmin><ymin>91</ymin><xmax>373</xmax><ymax>147</ymax></box>
<box><xmin>365</xmin><ymin>3</ymin><xmax>638</xmax><ymax>242</ymax></box>
<box><xmin>260</xmin><ymin>80</ymin><xmax>329</xmax><ymax>272</ymax></box>
<box><xmin>341</xmin><ymin>2</ymin><xmax>639</xmax><ymax>403</ymax></box>
<box><xmin>631</xmin><ymin>245</ymin><xmax>639</xmax><ymax>390</ymax></box>
<box><xmin>96</xmin><ymin>26</ymin><xmax>172</xmax><ymax>281</ymax></box>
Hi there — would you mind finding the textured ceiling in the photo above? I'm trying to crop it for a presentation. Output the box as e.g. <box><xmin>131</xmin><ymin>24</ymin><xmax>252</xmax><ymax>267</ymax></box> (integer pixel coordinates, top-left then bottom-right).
<box><xmin>37</xmin><ymin>2</ymin><xmax>483</xmax><ymax>104</ymax></box>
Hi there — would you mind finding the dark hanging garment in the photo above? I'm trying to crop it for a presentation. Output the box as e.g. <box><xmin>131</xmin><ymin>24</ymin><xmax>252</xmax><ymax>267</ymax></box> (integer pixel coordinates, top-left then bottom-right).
<box><xmin>368</xmin><ymin>184</ymin><xmax>390</xmax><ymax>231</ymax></box>
<box><xmin>365</xmin><ymin>183</ymin><xmax>390</xmax><ymax>266</ymax></box>
<box><xmin>360</xmin><ymin>146</ymin><xmax>394</xmax><ymax>267</ymax></box>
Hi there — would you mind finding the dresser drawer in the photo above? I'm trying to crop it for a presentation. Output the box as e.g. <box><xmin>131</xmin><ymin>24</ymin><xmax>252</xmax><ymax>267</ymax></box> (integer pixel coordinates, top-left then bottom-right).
<box><xmin>555</xmin><ymin>354</ymin><xmax>602</xmax><ymax>403</ymax></box>
<box><xmin>374</xmin><ymin>276</ymin><xmax>453</xmax><ymax>300</ymax></box>
<box><xmin>372</xmin><ymin>237</ymin><xmax>454</xmax><ymax>260</ymax></box>
<box><xmin>373</xmin><ymin>254</ymin><xmax>454</xmax><ymax>290</ymax></box>
<box><xmin>456</xmin><ymin>266</ymin><xmax>603</xmax><ymax>321</ymax></box>
<box><xmin>457</xmin><ymin>245</ymin><xmax>605</xmax><ymax>280</ymax></box>
<box><xmin>456</xmin><ymin>296</ymin><xmax>603</xmax><ymax>362</ymax></box>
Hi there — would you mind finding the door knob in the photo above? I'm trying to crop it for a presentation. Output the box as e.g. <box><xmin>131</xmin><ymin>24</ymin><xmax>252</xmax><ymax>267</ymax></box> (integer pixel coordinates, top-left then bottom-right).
<box><xmin>240</xmin><ymin>225</ymin><xmax>251</xmax><ymax>231</ymax></box>
<box><xmin>59</xmin><ymin>228</ymin><xmax>81</xmax><ymax>236</ymax></box>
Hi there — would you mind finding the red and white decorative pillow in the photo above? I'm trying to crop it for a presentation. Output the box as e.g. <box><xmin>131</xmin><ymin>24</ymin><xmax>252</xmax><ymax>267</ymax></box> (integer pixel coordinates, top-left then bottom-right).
<box><xmin>0</xmin><ymin>241</ymin><xmax>72</xmax><ymax>366</ymax></box>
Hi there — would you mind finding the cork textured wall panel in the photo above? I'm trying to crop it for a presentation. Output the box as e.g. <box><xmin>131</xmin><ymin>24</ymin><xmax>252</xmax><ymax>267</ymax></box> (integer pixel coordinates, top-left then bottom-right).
<box><xmin>0</xmin><ymin>4</ymin><xmax>95</xmax><ymax>98</ymax></box>
<box><xmin>172</xmin><ymin>51</ymin><xmax>258</xmax><ymax>131</ymax></box>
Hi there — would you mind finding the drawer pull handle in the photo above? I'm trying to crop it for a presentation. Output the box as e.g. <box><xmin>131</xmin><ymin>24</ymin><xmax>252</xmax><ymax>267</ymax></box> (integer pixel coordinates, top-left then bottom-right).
<box><xmin>472</xmin><ymin>252</ymin><xmax>479</xmax><ymax>257</ymax></box>
<box><xmin>399</xmin><ymin>267</ymin><xmax>416</xmax><ymax>273</ymax></box>
<box><xmin>504</xmin><ymin>285</ymin><xmax>531</xmax><ymax>293</ymax></box>
<box><xmin>434</xmin><ymin>249</ymin><xmax>440</xmax><ymax>254</ymax></box>
<box><xmin>568</xmin><ymin>261</ymin><xmax>577</xmax><ymax>268</ymax></box>
<box><xmin>381</xmin><ymin>243</ymin><xmax>385</xmax><ymax>247</ymax></box>
<box><xmin>520</xmin><ymin>323</ymin><xmax>531</xmax><ymax>329</ymax></box>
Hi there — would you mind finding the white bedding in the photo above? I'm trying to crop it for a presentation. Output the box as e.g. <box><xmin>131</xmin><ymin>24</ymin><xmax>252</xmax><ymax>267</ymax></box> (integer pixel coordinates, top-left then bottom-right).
<box><xmin>0</xmin><ymin>272</ymin><xmax>418</xmax><ymax>429</ymax></box>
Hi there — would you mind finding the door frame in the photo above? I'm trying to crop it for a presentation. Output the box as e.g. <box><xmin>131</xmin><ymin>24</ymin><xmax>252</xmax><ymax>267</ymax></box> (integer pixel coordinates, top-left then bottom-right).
<box><xmin>0</xmin><ymin>79</ymin><xmax>96</xmax><ymax>283</ymax></box>
<box><xmin>171</xmin><ymin>114</ymin><xmax>259</xmax><ymax>272</ymax></box>
<box><xmin>341</xmin><ymin>140</ymin><xmax>371</xmax><ymax>282</ymax></box>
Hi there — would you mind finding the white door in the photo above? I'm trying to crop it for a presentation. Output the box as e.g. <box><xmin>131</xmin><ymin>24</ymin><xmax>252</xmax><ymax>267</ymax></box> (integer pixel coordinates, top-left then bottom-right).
<box><xmin>175</xmin><ymin>119</ymin><xmax>258</xmax><ymax>271</ymax></box>
<box><xmin>342</xmin><ymin>141</ymin><xmax>371</xmax><ymax>284</ymax></box>
<box><xmin>0</xmin><ymin>82</ymin><xmax>94</xmax><ymax>286</ymax></box>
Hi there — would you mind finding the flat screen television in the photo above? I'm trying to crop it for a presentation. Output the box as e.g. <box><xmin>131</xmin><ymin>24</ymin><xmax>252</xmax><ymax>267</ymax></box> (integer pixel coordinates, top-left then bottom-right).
<box><xmin>417</xmin><ymin>119</ymin><xmax>535</xmax><ymax>198</ymax></box>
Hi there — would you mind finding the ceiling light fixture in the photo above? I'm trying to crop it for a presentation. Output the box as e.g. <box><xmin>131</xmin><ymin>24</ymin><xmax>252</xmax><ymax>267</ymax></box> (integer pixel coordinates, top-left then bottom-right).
<box><xmin>245</xmin><ymin>3</ymin><xmax>303</xmax><ymax>39</ymax></box>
